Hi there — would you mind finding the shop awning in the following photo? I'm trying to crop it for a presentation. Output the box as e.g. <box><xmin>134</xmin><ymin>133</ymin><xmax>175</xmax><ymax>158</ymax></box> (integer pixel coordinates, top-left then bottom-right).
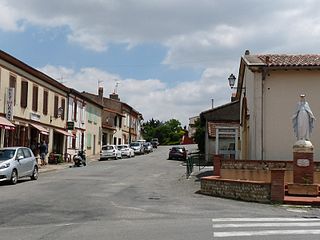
<box><xmin>30</xmin><ymin>123</ymin><xmax>49</xmax><ymax>135</ymax></box>
<box><xmin>0</xmin><ymin>116</ymin><xmax>15</xmax><ymax>130</ymax></box>
<box><xmin>54</xmin><ymin>129</ymin><xmax>74</xmax><ymax>137</ymax></box>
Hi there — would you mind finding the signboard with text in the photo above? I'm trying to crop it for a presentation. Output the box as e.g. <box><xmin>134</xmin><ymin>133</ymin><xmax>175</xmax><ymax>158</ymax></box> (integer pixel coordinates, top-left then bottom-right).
<box><xmin>6</xmin><ymin>87</ymin><xmax>14</xmax><ymax>121</ymax></box>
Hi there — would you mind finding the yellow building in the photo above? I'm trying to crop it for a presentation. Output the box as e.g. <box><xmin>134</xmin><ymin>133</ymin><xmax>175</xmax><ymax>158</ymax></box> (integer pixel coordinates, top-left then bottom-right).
<box><xmin>0</xmin><ymin>50</ymin><xmax>71</xmax><ymax>162</ymax></box>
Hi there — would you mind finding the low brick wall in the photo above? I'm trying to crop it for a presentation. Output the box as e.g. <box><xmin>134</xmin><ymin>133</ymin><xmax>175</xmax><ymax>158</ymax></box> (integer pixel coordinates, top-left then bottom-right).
<box><xmin>201</xmin><ymin>177</ymin><xmax>271</xmax><ymax>203</ymax></box>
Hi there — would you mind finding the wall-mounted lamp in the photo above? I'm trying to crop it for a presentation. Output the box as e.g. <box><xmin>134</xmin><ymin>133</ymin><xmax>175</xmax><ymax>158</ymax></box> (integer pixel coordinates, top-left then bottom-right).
<box><xmin>228</xmin><ymin>73</ymin><xmax>245</xmax><ymax>90</ymax></box>
<box><xmin>50</xmin><ymin>107</ymin><xmax>64</xmax><ymax>123</ymax></box>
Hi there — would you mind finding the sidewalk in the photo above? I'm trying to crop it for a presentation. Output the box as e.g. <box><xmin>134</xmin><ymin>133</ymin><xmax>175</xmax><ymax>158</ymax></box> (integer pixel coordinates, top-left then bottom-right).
<box><xmin>39</xmin><ymin>154</ymin><xmax>100</xmax><ymax>173</ymax></box>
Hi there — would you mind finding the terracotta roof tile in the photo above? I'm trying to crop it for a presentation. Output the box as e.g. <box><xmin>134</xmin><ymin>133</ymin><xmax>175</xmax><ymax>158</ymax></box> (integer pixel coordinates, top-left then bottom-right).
<box><xmin>256</xmin><ymin>54</ymin><xmax>320</xmax><ymax>67</ymax></box>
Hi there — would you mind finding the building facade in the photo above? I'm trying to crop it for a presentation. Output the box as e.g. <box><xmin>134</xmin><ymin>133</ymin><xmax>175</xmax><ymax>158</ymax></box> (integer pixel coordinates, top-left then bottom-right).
<box><xmin>0</xmin><ymin>50</ymin><xmax>71</xmax><ymax>161</ymax></box>
<box><xmin>235</xmin><ymin>52</ymin><xmax>320</xmax><ymax>160</ymax></box>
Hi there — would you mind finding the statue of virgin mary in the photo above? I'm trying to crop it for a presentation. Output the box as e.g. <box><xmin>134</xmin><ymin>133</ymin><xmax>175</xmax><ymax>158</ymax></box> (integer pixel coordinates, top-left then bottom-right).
<box><xmin>292</xmin><ymin>94</ymin><xmax>315</xmax><ymax>141</ymax></box>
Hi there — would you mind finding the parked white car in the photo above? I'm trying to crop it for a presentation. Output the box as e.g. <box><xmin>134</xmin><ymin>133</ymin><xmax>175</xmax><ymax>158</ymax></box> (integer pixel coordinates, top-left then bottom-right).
<box><xmin>117</xmin><ymin>144</ymin><xmax>135</xmax><ymax>158</ymax></box>
<box><xmin>100</xmin><ymin>145</ymin><xmax>122</xmax><ymax>160</ymax></box>
<box><xmin>0</xmin><ymin>147</ymin><xmax>38</xmax><ymax>185</ymax></box>
<box><xmin>129</xmin><ymin>142</ymin><xmax>145</xmax><ymax>155</ymax></box>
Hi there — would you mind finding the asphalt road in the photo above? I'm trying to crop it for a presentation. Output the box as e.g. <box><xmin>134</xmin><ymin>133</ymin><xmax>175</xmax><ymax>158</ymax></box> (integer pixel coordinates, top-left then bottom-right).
<box><xmin>1</xmin><ymin>145</ymin><xmax>320</xmax><ymax>240</ymax></box>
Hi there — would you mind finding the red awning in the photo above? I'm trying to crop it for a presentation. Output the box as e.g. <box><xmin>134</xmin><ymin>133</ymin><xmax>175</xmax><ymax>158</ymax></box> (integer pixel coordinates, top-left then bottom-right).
<box><xmin>0</xmin><ymin>116</ymin><xmax>15</xmax><ymax>130</ymax></box>
<box><xmin>54</xmin><ymin>129</ymin><xmax>74</xmax><ymax>137</ymax></box>
<box><xmin>30</xmin><ymin>123</ymin><xmax>49</xmax><ymax>135</ymax></box>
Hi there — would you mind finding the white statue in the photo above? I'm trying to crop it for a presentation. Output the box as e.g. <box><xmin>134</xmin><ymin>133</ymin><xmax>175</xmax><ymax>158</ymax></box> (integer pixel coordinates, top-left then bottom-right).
<box><xmin>292</xmin><ymin>94</ymin><xmax>315</xmax><ymax>141</ymax></box>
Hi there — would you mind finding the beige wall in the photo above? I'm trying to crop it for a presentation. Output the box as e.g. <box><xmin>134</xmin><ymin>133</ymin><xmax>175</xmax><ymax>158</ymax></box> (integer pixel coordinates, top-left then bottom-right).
<box><xmin>243</xmin><ymin>68</ymin><xmax>320</xmax><ymax>160</ymax></box>
<box><xmin>0</xmin><ymin>61</ymin><xmax>67</xmax><ymax>154</ymax></box>
<box><xmin>85</xmin><ymin>102</ymin><xmax>102</xmax><ymax>156</ymax></box>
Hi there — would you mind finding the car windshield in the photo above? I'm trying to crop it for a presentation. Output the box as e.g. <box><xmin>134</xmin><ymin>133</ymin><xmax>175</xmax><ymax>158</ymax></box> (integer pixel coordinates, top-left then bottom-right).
<box><xmin>102</xmin><ymin>146</ymin><xmax>114</xmax><ymax>150</ymax></box>
<box><xmin>130</xmin><ymin>143</ymin><xmax>139</xmax><ymax>147</ymax></box>
<box><xmin>0</xmin><ymin>149</ymin><xmax>16</xmax><ymax>161</ymax></box>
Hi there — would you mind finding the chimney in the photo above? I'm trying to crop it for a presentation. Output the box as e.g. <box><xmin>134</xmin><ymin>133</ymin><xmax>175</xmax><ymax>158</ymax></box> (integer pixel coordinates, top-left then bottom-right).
<box><xmin>110</xmin><ymin>93</ymin><xmax>120</xmax><ymax>101</ymax></box>
<box><xmin>98</xmin><ymin>81</ymin><xmax>103</xmax><ymax>100</ymax></box>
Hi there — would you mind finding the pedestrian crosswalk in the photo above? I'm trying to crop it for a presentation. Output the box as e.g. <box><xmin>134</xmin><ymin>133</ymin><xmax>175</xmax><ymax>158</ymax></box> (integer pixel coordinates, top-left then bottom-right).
<box><xmin>212</xmin><ymin>218</ymin><xmax>320</xmax><ymax>238</ymax></box>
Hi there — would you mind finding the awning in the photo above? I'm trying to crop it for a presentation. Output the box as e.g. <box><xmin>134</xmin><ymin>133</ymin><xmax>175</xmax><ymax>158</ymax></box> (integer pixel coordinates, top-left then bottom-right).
<box><xmin>54</xmin><ymin>129</ymin><xmax>74</xmax><ymax>137</ymax></box>
<box><xmin>30</xmin><ymin>123</ymin><xmax>49</xmax><ymax>135</ymax></box>
<box><xmin>0</xmin><ymin>116</ymin><xmax>15</xmax><ymax>130</ymax></box>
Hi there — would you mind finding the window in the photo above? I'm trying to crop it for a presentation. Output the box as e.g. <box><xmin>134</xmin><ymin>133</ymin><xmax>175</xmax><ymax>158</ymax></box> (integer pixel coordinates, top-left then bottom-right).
<box><xmin>86</xmin><ymin>133</ymin><xmax>92</xmax><ymax>149</ymax></box>
<box><xmin>9</xmin><ymin>75</ymin><xmax>16</xmax><ymax>105</ymax></box>
<box><xmin>119</xmin><ymin>117</ymin><xmax>122</xmax><ymax>128</ymax></box>
<box><xmin>43</xmin><ymin>90</ymin><xmax>48</xmax><ymax>115</ymax></box>
<box><xmin>32</xmin><ymin>85</ymin><xmax>38</xmax><ymax>112</ymax></box>
<box><xmin>20</xmin><ymin>81</ymin><xmax>28</xmax><ymax>108</ymax></box>
<box><xmin>54</xmin><ymin>96</ymin><xmax>59</xmax><ymax>118</ymax></box>
<box><xmin>114</xmin><ymin>116</ymin><xmax>117</xmax><ymax>127</ymax></box>
<box><xmin>61</xmin><ymin>98</ymin><xmax>65</xmax><ymax>120</ymax></box>
<box><xmin>74</xmin><ymin>100</ymin><xmax>77</xmax><ymax>121</ymax></box>
<box><xmin>22</xmin><ymin>148</ymin><xmax>32</xmax><ymax>158</ymax></box>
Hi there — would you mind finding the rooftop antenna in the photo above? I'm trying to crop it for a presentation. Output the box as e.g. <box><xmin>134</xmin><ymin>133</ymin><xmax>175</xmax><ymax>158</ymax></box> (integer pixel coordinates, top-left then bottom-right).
<box><xmin>56</xmin><ymin>73</ymin><xmax>66</xmax><ymax>84</ymax></box>
<box><xmin>114</xmin><ymin>79</ymin><xmax>120</xmax><ymax>94</ymax></box>
<box><xmin>98</xmin><ymin>80</ymin><xmax>103</xmax><ymax>88</ymax></box>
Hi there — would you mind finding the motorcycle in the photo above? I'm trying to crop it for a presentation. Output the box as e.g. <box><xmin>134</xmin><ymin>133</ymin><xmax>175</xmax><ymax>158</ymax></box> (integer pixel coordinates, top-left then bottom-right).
<box><xmin>73</xmin><ymin>150</ymin><xmax>87</xmax><ymax>167</ymax></box>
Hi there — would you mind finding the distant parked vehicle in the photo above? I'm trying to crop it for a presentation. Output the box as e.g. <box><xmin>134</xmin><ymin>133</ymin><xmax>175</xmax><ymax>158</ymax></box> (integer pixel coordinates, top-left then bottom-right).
<box><xmin>168</xmin><ymin>146</ymin><xmax>187</xmax><ymax>160</ymax></box>
<box><xmin>151</xmin><ymin>138</ymin><xmax>159</xmax><ymax>148</ymax></box>
<box><xmin>143</xmin><ymin>142</ymin><xmax>153</xmax><ymax>153</ymax></box>
<box><xmin>0</xmin><ymin>147</ymin><xmax>38</xmax><ymax>185</ymax></box>
<box><xmin>100</xmin><ymin>145</ymin><xmax>122</xmax><ymax>160</ymax></box>
<box><xmin>117</xmin><ymin>144</ymin><xmax>135</xmax><ymax>158</ymax></box>
<box><xmin>129</xmin><ymin>142</ymin><xmax>145</xmax><ymax>155</ymax></box>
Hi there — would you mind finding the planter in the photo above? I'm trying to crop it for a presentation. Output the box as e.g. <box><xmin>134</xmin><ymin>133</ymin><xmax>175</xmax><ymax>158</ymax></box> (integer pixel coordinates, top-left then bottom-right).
<box><xmin>287</xmin><ymin>183</ymin><xmax>319</xmax><ymax>196</ymax></box>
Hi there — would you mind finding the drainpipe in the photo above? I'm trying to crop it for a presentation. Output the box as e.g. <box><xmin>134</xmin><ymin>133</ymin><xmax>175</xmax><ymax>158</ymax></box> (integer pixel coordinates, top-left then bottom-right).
<box><xmin>261</xmin><ymin>68</ymin><xmax>267</xmax><ymax>160</ymax></box>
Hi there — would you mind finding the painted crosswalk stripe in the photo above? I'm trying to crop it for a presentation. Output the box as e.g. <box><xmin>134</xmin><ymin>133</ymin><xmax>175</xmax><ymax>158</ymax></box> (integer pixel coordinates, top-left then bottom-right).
<box><xmin>214</xmin><ymin>229</ymin><xmax>320</xmax><ymax>237</ymax></box>
<box><xmin>212</xmin><ymin>218</ymin><xmax>320</xmax><ymax>238</ymax></box>
<box><xmin>212</xmin><ymin>217</ymin><xmax>320</xmax><ymax>222</ymax></box>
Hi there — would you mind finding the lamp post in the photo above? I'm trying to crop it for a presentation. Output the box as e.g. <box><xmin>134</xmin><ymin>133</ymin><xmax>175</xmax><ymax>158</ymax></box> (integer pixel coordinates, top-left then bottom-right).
<box><xmin>228</xmin><ymin>73</ymin><xmax>237</xmax><ymax>89</ymax></box>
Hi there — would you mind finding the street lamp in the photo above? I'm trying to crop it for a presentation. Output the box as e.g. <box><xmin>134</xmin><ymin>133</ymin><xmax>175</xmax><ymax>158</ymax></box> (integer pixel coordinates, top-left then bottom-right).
<box><xmin>228</xmin><ymin>74</ymin><xmax>237</xmax><ymax>89</ymax></box>
<box><xmin>228</xmin><ymin>73</ymin><xmax>245</xmax><ymax>91</ymax></box>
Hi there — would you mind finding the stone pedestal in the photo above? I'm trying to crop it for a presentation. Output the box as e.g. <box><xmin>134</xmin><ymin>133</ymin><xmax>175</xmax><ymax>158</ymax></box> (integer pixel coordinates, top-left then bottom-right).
<box><xmin>293</xmin><ymin>140</ymin><xmax>314</xmax><ymax>184</ymax></box>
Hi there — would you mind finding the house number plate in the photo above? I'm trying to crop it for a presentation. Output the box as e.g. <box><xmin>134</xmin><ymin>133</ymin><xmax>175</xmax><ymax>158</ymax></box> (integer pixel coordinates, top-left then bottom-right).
<box><xmin>297</xmin><ymin>159</ymin><xmax>310</xmax><ymax>167</ymax></box>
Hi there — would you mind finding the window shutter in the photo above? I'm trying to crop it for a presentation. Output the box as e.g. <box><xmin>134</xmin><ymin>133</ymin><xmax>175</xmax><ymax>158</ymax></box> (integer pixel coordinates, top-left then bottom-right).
<box><xmin>20</xmin><ymin>81</ymin><xmax>28</xmax><ymax>108</ymax></box>
<box><xmin>61</xmin><ymin>98</ymin><xmax>65</xmax><ymax>120</ymax></box>
<box><xmin>32</xmin><ymin>85</ymin><xmax>38</xmax><ymax>112</ymax></box>
<box><xmin>43</xmin><ymin>90</ymin><xmax>48</xmax><ymax>115</ymax></box>
<box><xmin>54</xmin><ymin>96</ymin><xmax>59</xmax><ymax>117</ymax></box>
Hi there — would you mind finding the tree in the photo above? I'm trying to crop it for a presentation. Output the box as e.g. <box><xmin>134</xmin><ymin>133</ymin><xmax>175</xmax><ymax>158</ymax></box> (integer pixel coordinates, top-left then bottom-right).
<box><xmin>142</xmin><ymin>118</ymin><xmax>185</xmax><ymax>145</ymax></box>
<box><xmin>193</xmin><ymin>119</ymin><xmax>205</xmax><ymax>153</ymax></box>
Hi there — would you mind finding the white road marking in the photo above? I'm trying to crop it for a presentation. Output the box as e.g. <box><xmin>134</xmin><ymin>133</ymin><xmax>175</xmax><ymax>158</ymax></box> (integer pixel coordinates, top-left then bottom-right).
<box><xmin>213</xmin><ymin>222</ymin><xmax>320</xmax><ymax>228</ymax></box>
<box><xmin>212</xmin><ymin>217</ymin><xmax>320</xmax><ymax>238</ymax></box>
<box><xmin>212</xmin><ymin>217</ymin><xmax>320</xmax><ymax>222</ymax></box>
<box><xmin>110</xmin><ymin>201</ymin><xmax>146</xmax><ymax>212</ymax></box>
<box><xmin>214</xmin><ymin>229</ymin><xmax>320</xmax><ymax>237</ymax></box>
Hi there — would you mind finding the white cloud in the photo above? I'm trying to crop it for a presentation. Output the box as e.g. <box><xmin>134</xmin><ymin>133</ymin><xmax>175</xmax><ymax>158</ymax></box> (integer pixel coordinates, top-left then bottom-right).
<box><xmin>39</xmin><ymin>65</ymin><xmax>231</xmax><ymax>125</ymax></box>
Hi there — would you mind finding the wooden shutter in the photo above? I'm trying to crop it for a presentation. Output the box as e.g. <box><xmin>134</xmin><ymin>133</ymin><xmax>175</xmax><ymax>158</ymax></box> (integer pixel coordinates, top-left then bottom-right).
<box><xmin>61</xmin><ymin>98</ymin><xmax>65</xmax><ymax>120</ymax></box>
<box><xmin>43</xmin><ymin>90</ymin><xmax>48</xmax><ymax>115</ymax></box>
<box><xmin>9</xmin><ymin>75</ymin><xmax>16</xmax><ymax>105</ymax></box>
<box><xmin>54</xmin><ymin>96</ymin><xmax>59</xmax><ymax>117</ymax></box>
<box><xmin>32</xmin><ymin>85</ymin><xmax>38</xmax><ymax>112</ymax></box>
<box><xmin>20</xmin><ymin>81</ymin><xmax>28</xmax><ymax>108</ymax></box>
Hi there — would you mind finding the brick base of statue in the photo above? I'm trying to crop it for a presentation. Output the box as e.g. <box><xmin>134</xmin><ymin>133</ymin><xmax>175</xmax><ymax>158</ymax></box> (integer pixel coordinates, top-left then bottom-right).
<box><xmin>288</xmin><ymin>140</ymin><xmax>318</xmax><ymax>196</ymax></box>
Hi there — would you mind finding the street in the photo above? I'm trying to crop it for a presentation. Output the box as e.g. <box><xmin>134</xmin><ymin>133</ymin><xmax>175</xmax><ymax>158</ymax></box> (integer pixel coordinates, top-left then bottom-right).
<box><xmin>1</xmin><ymin>145</ymin><xmax>320</xmax><ymax>240</ymax></box>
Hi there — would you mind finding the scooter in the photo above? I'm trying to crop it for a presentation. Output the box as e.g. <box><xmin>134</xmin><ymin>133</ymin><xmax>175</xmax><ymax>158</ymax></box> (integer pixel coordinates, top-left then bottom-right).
<box><xmin>73</xmin><ymin>150</ymin><xmax>87</xmax><ymax>167</ymax></box>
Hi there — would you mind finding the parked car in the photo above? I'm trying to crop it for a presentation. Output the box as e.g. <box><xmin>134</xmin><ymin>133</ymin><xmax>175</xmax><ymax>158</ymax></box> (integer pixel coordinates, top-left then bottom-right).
<box><xmin>151</xmin><ymin>138</ymin><xmax>159</xmax><ymax>148</ymax></box>
<box><xmin>0</xmin><ymin>147</ymin><xmax>38</xmax><ymax>185</ymax></box>
<box><xmin>117</xmin><ymin>144</ymin><xmax>135</xmax><ymax>158</ymax></box>
<box><xmin>168</xmin><ymin>146</ymin><xmax>187</xmax><ymax>160</ymax></box>
<box><xmin>143</xmin><ymin>142</ymin><xmax>153</xmax><ymax>153</ymax></box>
<box><xmin>129</xmin><ymin>142</ymin><xmax>145</xmax><ymax>155</ymax></box>
<box><xmin>100</xmin><ymin>145</ymin><xmax>122</xmax><ymax>160</ymax></box>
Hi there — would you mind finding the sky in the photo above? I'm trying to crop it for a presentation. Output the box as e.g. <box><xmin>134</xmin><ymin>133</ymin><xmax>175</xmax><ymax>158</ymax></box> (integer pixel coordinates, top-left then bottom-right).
<box><xmin>1</xmin><ymin>0</ymin><xmax>320</xmax><ymax>126</ymax></box>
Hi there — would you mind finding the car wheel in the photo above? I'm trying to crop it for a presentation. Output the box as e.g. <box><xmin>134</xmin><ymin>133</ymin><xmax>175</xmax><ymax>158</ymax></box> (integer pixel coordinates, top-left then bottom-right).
<box><xmin>30</xmin><ymin>166</ymin><xmax>39</xmax><ymax>180</ymax></box>
<box><xmin>10</xmin><ymin>169</ymin><xmax>18</xmax><ymax>185</ymax></box>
